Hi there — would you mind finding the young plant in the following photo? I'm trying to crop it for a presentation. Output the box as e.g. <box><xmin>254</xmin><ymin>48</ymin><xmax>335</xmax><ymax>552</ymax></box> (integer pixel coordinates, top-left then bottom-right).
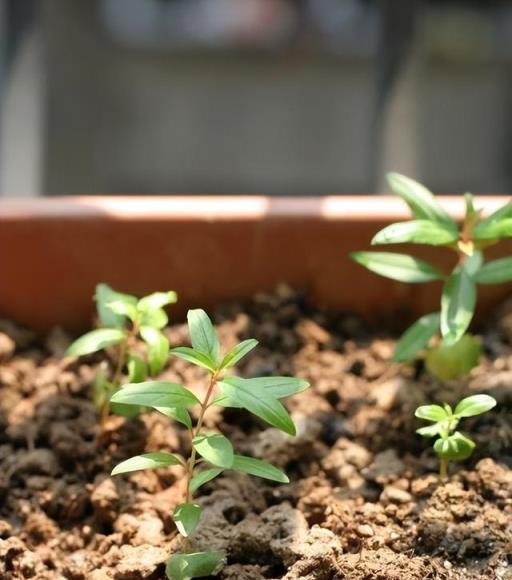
<box><xmin>352</xmin><ymin>173</ymin><xmax>512</xmax><ymax>380</ymax></box>
<box><xmin>109</xmin><ymin>309</ymin><xmax>309</xmax><ymax>580</ymax></box>
<box><xmin>66</xmin><ymin>283</ymin><xmax>177</xmax><ymax>422</ymax></box>
<box><xmin>415</xmin><ymin>394</ymin><xmax>496</xmax><ymax>480</ymax></box>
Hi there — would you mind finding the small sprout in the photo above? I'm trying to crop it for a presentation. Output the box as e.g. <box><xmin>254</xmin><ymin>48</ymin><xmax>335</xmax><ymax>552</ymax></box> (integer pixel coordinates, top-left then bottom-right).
<box><xmin>110</xmin><ymin>308</ymin><xmax>309</xmax><ymax>580</ymax></box>
<box><xmin>66</xmin><ymin>283</ymin><xmax>177</xmax><ymax>422</ymax></box>
<box><xmin>352</xmin><ymin>173</ymin><xmax>512</xmax><ymax>380</ymax></box>
<box><xmin>415</xmin><ymin>394</ymin><xmax>496</xmax><ymax>480</ymax></box>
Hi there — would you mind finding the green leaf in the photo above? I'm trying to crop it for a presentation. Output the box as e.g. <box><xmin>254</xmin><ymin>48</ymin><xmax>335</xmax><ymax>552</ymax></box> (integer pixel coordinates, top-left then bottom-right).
<box><xmin>425</xmin><ymin>333</ymin><xmax>482</xmax><ymax>381</ymax></box>
<box><xmin>474</xmin><ymin>218</ymin><xmax>512</xmax><ymax>240</ymax></box>
<box><xmin>214</xmin><ymin>376</ymin><xmax>309</xmax><ymax>407</ymax></box>
<box><xmin>371</xmin><ymin>220</ymin><xmax>458</xmax><ymax>246</ymax></box>
<box><xmin>66</xmin><ymin>328</ymin><xmax>125</xmax><ymax>357</ymax></box>
<box><xmin>474</xmin><ymin>201</ymin><xmax>512</xmax><ymax>236</ymax></box>
<box><xmin>440</xmin><ymin>268</ymin><xmax>476</xmax><ymax>345</ymax></box>
<box><xmin>218</xmin><ymin>380</ymin><xmax>296</xmax><ymax>435</ymax></box>
<box><xmin>110</xmin><ymin>381</ymin><xmax>200</xmax><ymax>409</ymax></box>
<box><xmin>220</xmin><ymin>339</ymin><xmax>259</xmax><ymax>369</ymax></box>
<box><xmin>140</xmin><ymin>326</ymin><xmax>169</xmax><ymax>374</ymax></box>
<box><xmin>351</xmin><ymin>252</ymin><xmax>444</xmax><ymax>283</ymax></box>
<box><xmin>387</xmin><ymin>172</ymin><xmax>456</xmax><ymax>227</ymax></box>
<box><xmin>155</xmin><ymin>406</ymin><xmax>192</xmax><ymax>428</ymax></box>
<box><xmin>138</xmin><ymin>291</ymin><xmax>178</xmax><ymax>312</ymax></box>
<box><xmin>166</xmin><ymin>551</ymin><xmax>224</xmax><ymax>580</ymax></box>
<box><xmin>454</xmin><ymin>394</ymin><xmax>496</xmax><ymax>418</ymax></box>
<box><xmin>106</xmin><ymin>300</ymin><xmax>139</xmax><ymax>321</ymax></box>
<box><xmin>187</xmin><ymin>309</ymin><xmax>221</xmax><ymax>365</ymax></box>
<box><xmin>190</xmin><ymin>468</ymin><xmax>223</xmax><ymax>493</ymax></box>
<box><xmin>415</xmin><ymin>404</ymin><xmax>450</xmax><ymax>422</ymax></box>
<box><xmin>393</xmin><ymin>312</ymin><xmax>440</xmax><ymax>363</ymax></box>
<box><xmin>475</xmin><ymin>257</ymin><xmax>512</xmax><ymax>285</ymax></box>
<box><xmin>127</xmin><ymin>354</ymin><xmax>147</xmax><ymax>383</ymax></box>
<box><xmin>170</xmin><ymin>347</ymin><xmax>217</xmax><ymax>372</ymax></box>
<box><xmin>462</xmin><ymin>251</ymin><xmax>483</xmax><ymax>277</ymax></box>
<box><xmin>111</xmin><ymin>452</ymin><xmax>181</xmax><ymax>476</ymax></box>
<box><xmin>140</xmin><ymin>307</ymin><xmax>168</xmax><ymax>329</ymax></box>
<box><xmin>416</xmin><ymin>424</ymin><xmax>442</xmax><ymax>438</ymax></box>
<box><xmin>434</xmin><ymin>432</ymin><xmax>475</xmax><ymax>461</ymax></box>
<box><xmin>192</xmin><ymin>433</ymin><xmax>234</xmax><ymax>468</ymax></box>
<box><xmin>95</xmin><ymin>283</ymin><xmax>137</xmax><ymax>329</ymax></box>
<box><xmin>231</xmin><ymin>455</ymin><xmax>289</xmax><ymax>483</ymax></box>
<box><xmin>173</xmin><ymin>503</ymin><xmax>202</xmax><ymax>537</ymax></box>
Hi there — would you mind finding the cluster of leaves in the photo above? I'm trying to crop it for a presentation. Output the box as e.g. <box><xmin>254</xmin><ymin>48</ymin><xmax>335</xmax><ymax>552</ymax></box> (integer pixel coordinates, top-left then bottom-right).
<box><xmin>110</xmin><ymin>309</ymin><xmax>309</xmax><ymax>580</ymax></box>
<box><xmin>415</xmin><ymin>394</ymin><xmax>496</xmax><ymax>479</ymax></box>
<box><xmin>66</xmin><ymin>284</ymin><xmax>177</xmax><ymax>419</ymax></box>
<box><xmin>352</xmin><ymin>173</ymin><xmax>512</xmax><ymax>379</ymax></box>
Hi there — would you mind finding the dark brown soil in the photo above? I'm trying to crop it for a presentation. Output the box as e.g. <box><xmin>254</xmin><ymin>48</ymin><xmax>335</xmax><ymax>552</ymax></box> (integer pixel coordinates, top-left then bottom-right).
<box><xmin>0</xmin><ymin>285</ymin><xmax>511</xmax><ymax>579</ymax></box>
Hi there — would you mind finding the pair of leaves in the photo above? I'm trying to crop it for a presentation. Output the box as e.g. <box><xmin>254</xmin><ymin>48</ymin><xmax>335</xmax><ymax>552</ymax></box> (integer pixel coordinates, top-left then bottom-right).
<box><xmin>367</xmin><ymin>174</ymin><xmax>458</xmax><ymax>247</ymax></box>
<box><xmin>433</xmin><ymin>432</ymin><xmax>475</xmax><ymax>461</ymax></box>
<box><xmin>387</xmin><ymin>173</ymin><xmax>457</xmax><ymax>228</ymax></box>
<box><xmin>112</xmin><ymin>444</ymin><xmax>287</xmax><ymax>486</ymax></box>
<box><xmin>172</xmin><ymin>310</ymin><xmax>258</xmax><ymax>373</ymax></box>
<box><xmin>416</xmin><ymin>394</ymin><xmax>496</xmax><ymax>462</ymax></box>
<box><xmin>190</xmin><ymin>433</ymin><xmax>289</xmax><ymax>486</ymax></box>
<box><xmin>415</xmin><ymin>394</ymin><xmax>496</xmax><ymax>461</ymax></box>
<box><xmin>416</xmin><ymin>394</ymin><xmax>496</xmax><ymax>424</ymax></box>
<box><xmin>102</xmin><ymin>285</ymin><xmax>177</xmax><ymax>330</ymax></box>
<box><xmin>166</xmin><ymin>551</ymin><xmax>223</xmax><ymax>580</ymax></box>
<box><xmin>66</xmin><ymin>284</ymin><xmax>175</xmax><ymax>375</ymax></box>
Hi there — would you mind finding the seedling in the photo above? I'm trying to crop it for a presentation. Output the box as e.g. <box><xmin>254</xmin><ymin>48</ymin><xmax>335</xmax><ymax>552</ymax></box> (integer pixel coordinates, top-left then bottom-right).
<box><xmin>415</xmin><ymin>394</ymin><xmax>496</xmax><ymax>480</ymax></box>
<box><xmin>109</xmin><ymin>309</ymin><xmax>309</xmax><ymax>580</ymax></box>
<box><xmin>66</xmin><ymin>283</ymin><xmax>177</xmax><ymax>422</ymax></box>
<box><xmin>352</xmin><ymin>173</ymin><xmax>512</xmax><ymax>380</ymax></box>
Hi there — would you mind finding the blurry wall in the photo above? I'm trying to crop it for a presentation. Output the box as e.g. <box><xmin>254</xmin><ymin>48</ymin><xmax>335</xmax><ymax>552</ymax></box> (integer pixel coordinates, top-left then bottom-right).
<box><xmin>44</xmin><ymin>0</ymin><xmax>376</xmax><ymax>195</ymax></box>
<box><xmin>1</xmin><ymin>0</ymin><xmax>512</xmax><ymax>196</ymax></box>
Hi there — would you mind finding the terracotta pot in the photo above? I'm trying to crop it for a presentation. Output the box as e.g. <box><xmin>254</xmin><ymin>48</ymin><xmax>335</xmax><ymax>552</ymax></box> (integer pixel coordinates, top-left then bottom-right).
<box><xmin>1</xmin><ymin>196</ymin><xmax>510</xmax><ymax>333</ymax></box>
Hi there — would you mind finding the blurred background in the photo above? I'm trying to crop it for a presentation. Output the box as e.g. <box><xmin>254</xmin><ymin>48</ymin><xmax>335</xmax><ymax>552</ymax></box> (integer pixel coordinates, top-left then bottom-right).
<box><xmin>1</xmin><ymin>0</ymin><xmax>511</xmax><ymax>197</ymax></box>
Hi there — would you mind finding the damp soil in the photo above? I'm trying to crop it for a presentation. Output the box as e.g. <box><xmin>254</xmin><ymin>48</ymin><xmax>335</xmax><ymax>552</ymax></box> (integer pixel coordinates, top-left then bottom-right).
<box><xmin>0</xmin><ymin>285</ymin><xmax>511</xmax><ymax>580</ymax></box>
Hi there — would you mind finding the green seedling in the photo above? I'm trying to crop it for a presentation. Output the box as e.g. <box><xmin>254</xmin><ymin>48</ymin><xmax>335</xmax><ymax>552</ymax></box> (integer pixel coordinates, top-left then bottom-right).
<box><xmin>415</xmin><ymin>394</ymin><xmax>496</xmax><ymax>480</ymax></box>
<box><xmin>66</xmin><ymin>283</ymin><xmax>177</xmax><ymax>422</ymax></box>
<box><xmin>110</xmin><ymin>309</ymin><xmax>309</xmax><ymax>580</ymax></box>
<box><xmin>352</xmin><ymin>173</ymin><xmax>512</xmax><ymax>380</ymax></box>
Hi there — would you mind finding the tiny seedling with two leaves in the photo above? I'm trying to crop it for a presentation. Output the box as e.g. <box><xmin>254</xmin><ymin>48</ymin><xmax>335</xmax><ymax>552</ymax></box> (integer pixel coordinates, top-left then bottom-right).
<box><xmin>66</xmin><ymin>284</ymin><xmax>177</xmax><ymax>422</ymax></box>
<box><xmin>109</xmin><ymin>309</ymin><xmax>309</xmax><ymax>580</ymax></box>
<box><xmin>415</xmin><ymin>394</ymin><xmax>496</xmax><ymax>480</ymax></box>
<box><xmin>352</xmin><ymin>173</ymin><xmax>512</xmax><ymax>380</ymax></box>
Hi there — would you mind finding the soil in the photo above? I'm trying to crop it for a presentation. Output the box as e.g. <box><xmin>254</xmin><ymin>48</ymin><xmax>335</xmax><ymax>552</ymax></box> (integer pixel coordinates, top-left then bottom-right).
<box><xmin>0</xmin><ymin>285</ymin><xmax>511</xmax><ymax>580</ymax></box>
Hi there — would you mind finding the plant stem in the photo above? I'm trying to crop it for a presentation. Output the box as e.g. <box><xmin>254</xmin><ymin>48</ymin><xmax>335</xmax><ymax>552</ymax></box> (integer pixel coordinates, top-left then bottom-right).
<box><xmin>112</xmin><ymin>335</ymin><xmax>129</xmax><ymax>389</ymax></box>
<box><xmin>184</xmin><ymin>371</ymin><xmax>219</xmax><ymax>504</ymax></box>
<box><xmin>104</xmin><ymin>324</ymin><xmax>139</xmax><ymax>422</ymax></box>
<box><xmin>439</xmin><ymin>458</ymin><xmax>448</xmax><ymax>481</ymax></box>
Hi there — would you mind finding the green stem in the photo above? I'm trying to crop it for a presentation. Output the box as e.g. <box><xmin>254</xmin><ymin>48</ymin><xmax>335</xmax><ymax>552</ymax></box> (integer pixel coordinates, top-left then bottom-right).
<box><xmin>105</xmin><ymin>323</ymin><xmax>140</xmax><ymax>422</ymax></box>
<box><xmin>112</xmin><ymin>336</ymin><xmax>128</xmax><ymax>390</ymax></box>
<box><xmin>184</xmin><ymin>371</ymin><xmax>219</xmax><ymax>504</ymax></box>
